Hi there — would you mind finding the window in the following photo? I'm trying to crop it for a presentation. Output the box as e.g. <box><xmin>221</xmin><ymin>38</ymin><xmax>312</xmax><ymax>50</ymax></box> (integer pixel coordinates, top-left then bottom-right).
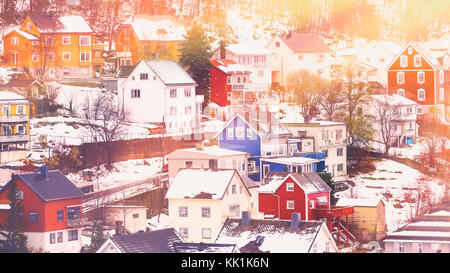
<box><xmin>440</xmin><ymin>88</ymin><xmax>444</xmax><ymax>101</ymax></box>
<box><xmin>397</xmin><ymin>72</ymin><xmax>405</xmax><ymax>84</ymax></box>
<box><xmin>414</xmin><ymin>55</ymin><xmax>421</xmax><ymax>67</ymax></box>
<box><xmin>11</xmin><ymin>52</ymin><xmax>18</xmax><ymax>64</ymax></box>
<box><xmin>57</xmin><ymin>210</ymin><xmax>64</xmax><ymax>222</ymax></box>
<box><xmin>179</xmin><ymin>207</ymin><xmax>188</xmax><ymax>217</ymax></box>
<box><xmin>140</xmin><ymin>73</ymin><xmax>148</xmax><ymax>80</ymax></box>
<box><xmin>185</xmin><ymin>106</ymin><xmax>192</xmax><ymax>115</ymax></box>
<box><xmin>57</xmin><ymin>232</ymin><xmax>63</xmax><ymax>243</ymax></box>
<box><xmin>400</xmin><ymin>55</ymin><xmax>408</xmax><ymax>67</ymax></box>
<box><xmin>202</xmin><ymin>207</ymin><xmax>211</xmax><ymax>218</ymax></box>
<box><xmin>322</xmin><ymin>149</ymin><xmax>328</xmax><ymax>157</ymax></box>
<box><xmin>286</xmin><ymin>182</ymin><xmax>294</xmax><ymax>192</ymax></box>
<box><xmin>227</xmin><ymin>76</ymin><xmax>231</xmax><ymax>84</ymax></box>
<box><xmin>45</xmin><ymin>36</ymin><xmax>53</xmax><ymax>45</ymax></box>
<box><xmin>79</xmin><ymin>36</ymin><xmax>91</xmax><ymax>46</ymax></box>
<box><xmin>227</xmin><ymin>128</ymin><xmax>234</xmax><ymax>138</ymax></box>
<box><xmin>50</xmin><ymin>233</ymin><xmax>56</xmax><ymax>244</ymax></box>
<box><xmin>202</xmin><ymin>228</ymin><xmax>211</xmax><ymax>239</ymax></box>
<box><xmin>16</xmin><ymin>190</ymin><xmax>24</xmax><ymax>200</ymax></box>
<box><xmin>337</xmin><ymin>148</ymin><xmax>344</xmax><ymax>157</ymax></box>
<box><xmin>337</xmin><ymin>164</ymin><xmax>344</xmax><ymax>172</ymax></box>
<box><xmin>184</xmin><ymin>88</ymin><xmax>191</xmax><ymax>97</ymax></box>
<box><xmin>131</xmin><ymin>89</ymin><xmax>140</xmax><ymax>98</ymax></box>
<box><xmin>227</xmin><ymin>92</ymin><xmax>231</xmax><ymax>100</ymax></box>
<box><xmin>170</xmin><ymin>89</ymin><xmax>177</xmax><ymax>98</ymax></box>
<box><xmin>287</xmin><ymin>200</ymin><xmax>295</xmax><ymax>210</ymax></box>
<box><xmin>32</xmin><ymin>41</ymin><xmax>39</xmax><ymax>46</ymax></box>
<box><xmin>62</xmin><ymin>52</ymin><xmax>71</xmax><ymax>61</ymax></box>
<box><xmin>132</xmin><ymin>213</ymin><xmax>139</xmax><ymax>219</ymax></box>
<box><xmin>170</xmin><ymin>107</ymin><xmax>177</xmax><ymax>116</ymax></box>
<box><xmin>231</xmin><ymin>185</ymin><xmax>236</xmax><ymax>194</ymax></box>
<box><xmin>46</xmin><ymin>52</ymin><xmax>55</xmax><ymax>61</ymax></box>
<box><xmin>17</xmin><ymin>105</ymin><xmax>25</xmax><ymax>115</ymax></box>
<box><xmin>407</xmin><ymin>106</ymin><xmax>413</xmax><ymax>114</ymax></box>
<box><xmin>185</xmin><ymin>161</ymin><xmax>193</xmax><ymax>168</ymax></box>
<box><xmin>246</xmin><ymin>128</ymin><xmax>253</xmax><ymax>138</ymax></box>
<box><xmin>235</xmin><ymin>127</ymin><xmax>244</xmax><ymax>138</ymax></box>
<box><xmin>417</xmin><ymin>107</ymin><xmax>423</xmax><ymax>114</ymax></box>
<box><xmin>32</xmin><ymin>52</ymin><xmax>39</xmax><ymax>62</ymax></box>
<box><xmin>11</xmin><ymin>37</ymin><xmax>18</xmax><ymax>45</ymax></box>
<box><xmin>68</xmin><ymin>230</ymin><xmax>78</xmax><ymax>241</ymax></box>
<box><xmin>418</xmin><ymin>89</ymin><xmax>425</xmax><ymax>101</ymax></box>
<box><xmin>398</xmin><ymin>242</ymin><xmax>404</xmax><ymax>253</ymax></box>
<box><xmin>67</xmin><ymin>207</ymin><xmax>80</xmax><ymax>221</ymax></box>
<box><xmin>2</xmin><ymin>106</ymin><xmax>10</xmax><ymax>116</ymax></box>
<box><xmin>179</xmin><ymin>228</ymin><xmax>188</xmax><ymax>238</ymax></box>
<box><xmin>408</xmin><ymin>47</ymin><xmax>413</xmax><ymax>55</ymax></box>
<box><xmin>80</xmin><ymin>52</ymin><xmax>91</xmax><ymax>62</ymax></box>
<box><xmin>229</xmin><ymin>205</ymin><xmax>240</xmax><ymax>217</ymax></box>
<box><xmin>440</xmin><ymin>70</ymin><xmax>445</xmax><ymax>84</ymax></box>
<box><xmin>398</xmin><ymin>89</ymin><xmax>405</xmax><ymax>96</ymax></box>
<box><xmin>237</xmin><ymin>77</ymin><xmax>241</xmax><ymax>83</ymax></box>
<box><xmin>310</xmin><ymin>200</ymin><xmax>315</xmax><ymax>209</ymax></box>
<box><xmin>417</xmin><ymin>72</ymin><xmax>425</xmax><ymax>84</ymax></box>
<box><xmin>418</xmin><ymin>243</ymin><xmax>423</xmax><ymax>253</ymax></box>
<box><xmin>29</xmin><ymin>212</ymin><xmax>38</xmax><ymax>224</ymax></box>
<box><xmin>325</xmin><ymin>242</ymin><xmax>330</xmax><ymax>253</ymax></box>
<box><xmin>48</xmin><ymin>68</ymin><xmax>55</xmax><ymax>79</ymax></box>
<box><xmin>27</xmin><ymin>22</ymin><xmax>31</xmax><ymax>30</ymax></box>
<box><xmin>62</xmin><ymin>36</ymin><xmax>71</xmax><ymax>45</ymax></box>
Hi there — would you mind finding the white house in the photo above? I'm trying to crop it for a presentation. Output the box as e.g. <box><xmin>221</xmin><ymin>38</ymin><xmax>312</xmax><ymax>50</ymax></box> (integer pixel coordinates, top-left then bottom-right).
<box><xmin>266</xmin><ymin>33</ymin><xmax>332</xmax><ymax>86</ymax></box>
<box><xmin>118</xmin><ymin>60</ymin><xmax>204</xmax><ymax>131</ymax></box>
<box><xmin>165</xmin><ymin>168</ymin><xmax>251</xmax><ymax>243</ymax></box>
<box><xmin>367</xmin><ymin>94</ymin><xmax>419</xmax><ymax>147</ymax></box>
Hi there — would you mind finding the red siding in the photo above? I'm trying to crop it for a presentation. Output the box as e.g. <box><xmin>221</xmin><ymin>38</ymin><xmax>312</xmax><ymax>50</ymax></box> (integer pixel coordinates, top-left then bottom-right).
<box><xmin>210</xmin><ymin>66</ymin><xmax>229</xmax><ymax>106</ymax></box>
<box><xmin>307</xmin><ymin>191</ymin><xmax>330</xmax><ymax>220</ymax></box>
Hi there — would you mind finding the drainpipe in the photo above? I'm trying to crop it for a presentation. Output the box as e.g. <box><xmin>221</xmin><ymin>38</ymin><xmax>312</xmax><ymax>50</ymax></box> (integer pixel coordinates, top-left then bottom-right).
<box><xmin>272</xmin><ymin>193</ymin><xmax>280</xmax><ymax>219</ymax></box>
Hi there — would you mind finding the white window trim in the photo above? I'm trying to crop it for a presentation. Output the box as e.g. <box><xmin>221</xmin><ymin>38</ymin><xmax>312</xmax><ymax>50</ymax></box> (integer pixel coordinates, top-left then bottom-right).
<box><xmin>62</xmin><ymin>36</ymin><xmax>71</xmax><ymax>45</ymax></box>
<box><xmin>417</xmin><ymin>89</ymin><xmax>426</xmax><ymax>102</ymax></box>
<box><xmin>417</xmin><ymin>71</ymin><xmax>425</xmax><ymax>84</ymax></box>
<box><xmin>246</xmin><ymin>128</ymin><xmax>253</xmax><ymax>138</ymax></box>
<box><xmin>439</xmin><ymin>88</ymin><xmax>444</xmax><ymax>101</ymax></box>
<box><xmin>79</xmin><ymin>36</ymin><xmax>91</xmax><ymax>46</ymax></box>
<box><xmin>397</xmin><ymin>89</ymin><xmax>405</xmax><ymax>96</ymax></box>
<box><xmin>414</xmin><ymin>55</ymin><xmax>421</xmax><ymax>67</ymax></box>
<box><xmin>80</xmin><ymin>52</ymin><xmax>91</xmax><ymax>62</ymax></box>
<box><xmin>62</xmin><ymin>52</ymin><xmax>71</xmax><ymax>61</ymax></box>
<box><xmin>286</xmin><ymin>182</ymin><xmax>294</xmax><ymax>192</ymax></box>
<box><xmin>11</xmin><ymin>37</ymin><xmax>19</xmax><ymax>45</ymax></box>
<box><xmin>397</xmin><ymin>72</ymin><xmax>404</xmax><ymax>84</ymax></box>
<box><xmin>440</xmin><ymin>70</ymin><xmax>445</xmax><ymax>84</ymax></box>
<box><xmin>400</xmin><ymin>55</ymin><xmax>408</xmax><ymax>67</ymax></box>
<box><xmin>227</xmin><ymin>128</ymin><xmax>234</xmax><ymax>138</ymax></box>
<box><xmin>235</xmin><ymin>127</ymin><xmax>244</xmax><ymax>138</ymax></box>
<box><xmin>32</xmin><ymin>52</ymin><xmax>39</xmax><ymax>62</ymax></box>
<box><xmin>202</xmin><ymin>228</ymin><xmax>211</xmax><ymax>239</ymax></box>
<box><xmin>287</xmin><ymin>200</ymin><xmax>295</xmax><ymax>210</ymax></box>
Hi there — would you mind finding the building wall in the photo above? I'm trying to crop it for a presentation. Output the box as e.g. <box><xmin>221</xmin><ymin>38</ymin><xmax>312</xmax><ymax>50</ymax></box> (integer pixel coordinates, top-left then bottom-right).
<box><xmin>26</xmin><ymin>228</ymin><xmax>83</xmax><ymax>253</ymax></box>
<box><xmin>218</xmin><ymin>115</ymin><xmax>262</xmax><ymax>157</ymax></box>
<box><xmin>347</xmin><ymin>203</ymin><xmax>386</xmax><ymax>242</ymax></box>
<box><xmin>210</xmin><ymin>65</ymin><xmax>229</xmax><ymax>106</ymax></box>
<box><xmin>0</xmin><ymin>150</ymin><xmax>27</xmax><ymax>164</ymax></box>
<box><xmin>384</xmin><ymin>241</ymin><xmax>450</xmax><ymax>253</ymax></box>
<box><xmin>309</xmin><ymin>224</ymin><xmax>338</xmax><ymax>253</ymax></box>
<box><xmin>104</xmin><ymin>206</ymin><xmax>148</xmax><ymax>233</ymax></box>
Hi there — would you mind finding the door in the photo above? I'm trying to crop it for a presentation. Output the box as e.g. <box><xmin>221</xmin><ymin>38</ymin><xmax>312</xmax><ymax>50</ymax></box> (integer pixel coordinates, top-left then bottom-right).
<box><xmin>263</xmin><ymin>164</ymin><xmax>270</xmax><ymax>177</ymax></box>
<box><xmin>11</xmin><ymin>52</ymin><xmax>18</xmax><ymax>65</ymax></box>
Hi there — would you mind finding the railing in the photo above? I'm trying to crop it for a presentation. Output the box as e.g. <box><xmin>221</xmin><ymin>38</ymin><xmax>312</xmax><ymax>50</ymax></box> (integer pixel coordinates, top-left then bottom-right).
<box><xmin>0</xmin><ymin>115</ymin><xmax>29</xmax><ymax>123</ymax></box>
<box><xmin>313</xmin><ymin>206</ymin><xmax>354</xmax><ymax>218</ymax></box>
<box><xmin>248</xmin><ymin>166</ymin><xmax>260</xmax><ymax>174</ymax></box>
<box><xmin>66</xmin><ymin>218</ymin><xmax>89</xmax><ymax>228</ymax></box>
<box><xmin>116</xmin><ymin>52</ymin><xmax>132</xmax><ymax>58</ymax></box>
<box><xmin>0</xmin><ymin>134</ymin><xmax>28</xmax><ymax>143</ymax></box>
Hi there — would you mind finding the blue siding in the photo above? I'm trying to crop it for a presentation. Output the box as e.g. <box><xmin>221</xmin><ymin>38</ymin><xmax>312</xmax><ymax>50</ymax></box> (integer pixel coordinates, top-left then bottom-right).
<box><xmin>294</xmin><ymin>152</ymin><xmax>327</xmax><ymax>160</ymax></box>
<box><xmin>218</xmin><ymin>115</ymin><xmax>262</xmax><ymax>157</ymax></box>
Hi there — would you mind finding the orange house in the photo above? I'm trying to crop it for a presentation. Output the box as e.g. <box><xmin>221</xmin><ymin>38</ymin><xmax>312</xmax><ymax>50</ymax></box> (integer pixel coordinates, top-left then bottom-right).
<box><xmin>2</xmin><ymin>15</ymin><xmax>97</xmax><ymax>80</ymax></box>
<box><xmin>115</xmin><ymin>15</ymin><xmax>186</xmax><ymax>68</ymax></box>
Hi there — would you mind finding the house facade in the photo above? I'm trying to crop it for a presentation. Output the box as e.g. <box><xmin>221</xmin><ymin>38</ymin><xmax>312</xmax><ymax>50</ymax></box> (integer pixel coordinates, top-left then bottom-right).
<box><xmin>118</xmin><ymin>60</ymin><xmax>203</xmax><ymax>131</ymax></box>
<box><xmin>386</xmin><ymin>41</ymin><xmax>449</xmax><ymax>121</ymax></box>
<box><xmin>115</xmin><ymin>15</ymin><xmax>185</xmax><ymax>68</ymax></box>
<box><xmin>0</xmin><ymin>91</ymin><xmax>30</xmax><ymax>164</ymax></box>
<box><xmin>2</xmin><ymin>15</ymin><xmax>96</xmax><ymax>80</ymax></box>
<box><xmin>0</xmin><ymin>167</ymin><xmax>85</xmax><ymax>253</ymax></box>
<box><xmin>103</xmin><ymin>205</ymin><xmax>148</xmax><ymax>234</ymax></box>
<box><xmin>282</xmin><ymin>120</ymin><xmax>348</xmax><ymax>177</ymax></box>
<box><xmin>257</xmin><ymin>172</ymin><xmax>331</xmax><ymax>221</ymax></box>
<box><xmin>266</xmin><ymin>33</ymin><xmax>331</xmax><ymax>86</ymax></box>
<box><xmin>165</xmin><ymin>169</ymin><xmax>251</xmax><ymax>243</ymax></box>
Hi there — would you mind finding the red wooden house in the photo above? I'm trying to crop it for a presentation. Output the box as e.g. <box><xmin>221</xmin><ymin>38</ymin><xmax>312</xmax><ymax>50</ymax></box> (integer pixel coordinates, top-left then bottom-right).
<box><xmin>0</xmin><ymin>166</ymin><xmax>85</xmax><ymax>253</ymax></box>
<box><xmin>386</xmin><ymin>41</ymin><xmax>449</xmax><ymax>121</ymax></box>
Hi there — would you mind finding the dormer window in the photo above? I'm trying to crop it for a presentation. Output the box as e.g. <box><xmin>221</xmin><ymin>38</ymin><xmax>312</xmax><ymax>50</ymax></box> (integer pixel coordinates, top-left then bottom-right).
<box><xmin>414</xmin><ymin>55</ymin><xmax>421</xmax><ymax>67</ymax></box>
<box><xmin>408</xmin><ymin>47</ymin><xmax>413</xmax><ymax>55</ymax></box>
<box><xmin>11</xmin><ymin>37</ymin><xmax>18</xmax><ymax>45</ymax></box>
<box><xmin>400</xmin><ymin>55</ymin><xmax>408</xmax><ymax>67</ymax></box>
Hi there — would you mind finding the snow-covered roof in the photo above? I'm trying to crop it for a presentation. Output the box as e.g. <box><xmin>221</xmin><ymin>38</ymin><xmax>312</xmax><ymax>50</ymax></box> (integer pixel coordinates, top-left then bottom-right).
<box><xmin>129</xmin><ymin>15</ymin><xmax>185</xmax><ymax>41</ymax></box>
<box><xmin>165</xmin><ymin>169</ymin><xmax>241</xmax><ymax>200</ymax></box>
<box><xmin>211</xmin><ymin>59</ymin><xmax>251</xmax><ymax>74</ymax></box>
<box><xmin>0</xmin><ymin>90</ymin><xmax>29</xmax><ymax>104</ymax></box>
<box><xmin>261</xmin><ymin>156</ymin><xmax>318</xmax><ymax>166</ymax></box>
<box><xmin>336</xmin><ymin>197</ymin><xmax>383</xmax><ymax>208</ymax></box>
<box><xmin>225</xmin><ymin>43</ymin><xmax>273</xmax><ymax>56</ymax></box>
<box><xmin>215</xmin><ymin>219</ymin><xmax>323</xmax><ymax>253</ymax></box>
<box><xmin>166</xmin><ymin>146</ymin><xmax>248</xmax><ymax>160</ymax></box>
<box><xmin>371</xmin><ymin>94</ymin><xmax>418</xmax><ymax>106</ymax></box>
<box><xmin>144</xmin><ymin>60</ymin><xmax>197</xmax><ymax>86</ymax></box>
<box><xmin>28</xmin><ymin>15</ymin><xmax>92</xmax><ymax>33</ymax></box>
<box><xmin>279</xmin><ymin>33</ymin><xmax>330</xmax><ymax>53</ymax></box>
<box><xmin>5</xmin><ymin>29</ymin><xmax>38</xmax><ymax>40</ymax></box>
<box><xmin>259</xmin><ymin>172</ymin><xmax>331</xmax><ymax>194</ymax></box>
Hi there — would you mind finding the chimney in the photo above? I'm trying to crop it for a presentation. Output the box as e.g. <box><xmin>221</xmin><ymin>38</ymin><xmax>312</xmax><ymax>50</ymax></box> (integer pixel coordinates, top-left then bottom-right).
<box><xmin>219</xmin><ymin>40</ymin><xmax>226</xmax><ymax>60</ymax></box>
<box><xmin>290</xmin><ymin>213</ymin><xmax>301</xmax><ymax>229</ymax></box>
<box><xmin>40</xmin><ymin>166</ymin><xmax>48</xmax><ymax>180</ymax></box>
<box><xmin>241</xmin><ymin>211</ymin><xmax>251</xmax><ymax>226</ymax></box>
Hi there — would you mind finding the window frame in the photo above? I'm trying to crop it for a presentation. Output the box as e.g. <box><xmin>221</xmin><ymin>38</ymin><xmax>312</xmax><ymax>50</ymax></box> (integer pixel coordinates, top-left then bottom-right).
<box><xmin>80</xmin><ymin>52</ymin><xmax>91</xmax><ymax>62</ymax></box>
<box><xmin>397</xmin><ymin>89</ymin><xmax>405</xmax><ymax>96</ymax></box>
<box><xmin>235</xmin><ymin>127</ymin><xmax>244</xmax><ymax>138</ymax></box>
<box><xmin>439</xmin><ymin>88</ymin><xmax>444</xmax><ymax>101</ymax></box>
<box><xmin>57</xmin><ymin>210</ymin><xmax>64</xmax><ymax>222</ymax></box>
<box><xmin>68</xmin><ymin>230</ymin><xmax>78</xmax><ymax>241</ymax></box>
<box><xmin>201</xmin><ymin>207</ymin><xmax>211</xmax><ymax>218</ymax></box>
<box><xmin>62</xmin><ymin>36</ymin><xmax>71</xmax><ymax>45</ymax></box>
<box><xmin>178</xmin><ymin>207</ymin><xmax>188</xmax><ymax>217</ymax></box>
<box><xmin>170</xmin><ymin>89</ymin><xmax>177</xmax><ymax>98</ymax></box>
<box><xmin>414</xmin><ymin>55</ymin><xmax>421</xmax><ymax>67</ymax></box>
<box><xmin>286</xmin><ymin>200</ymin><xmax>295</xmax><ymax>210</ymax></box>
<box><xmin>286</xmin><ymin>182</ymin><xmax>294</xmax><ymax>192</ymax></box>
<box><xmin>202</xmin><ymin>228</ymin><xmax>212</xmax><ymax>239</ymax></box>
<box><xmin>29</xmin><ymin>211</ymin><xmax>38</xmax><ymax>224</ymax></box>
<box><xmin>397</xmin><ymin>72</ymin><xmax>405</xmax><ymax>84</ymax></box>
<box><xmin>417</xmin><ymin>71</ymin><xmax>425</xmax><ymax>84</ymax></box>
<box><xmin>79</xmin><ymin>36</ymin><xmax>91</xmax><ymax>46</ymax></box>
<box><xmin>62</xmin><ymin>52</ymin><xmax>71</xmax><ymax>61</ymax></box>
<box><xmin>417</xmin><ymin>89</ymin><xmax>426</xmax><ymax>102</ymax></box>
<box><xmin>400</xmin><ymin>55</ymin><xmax>408</xmax><ymax>67</ymax></box>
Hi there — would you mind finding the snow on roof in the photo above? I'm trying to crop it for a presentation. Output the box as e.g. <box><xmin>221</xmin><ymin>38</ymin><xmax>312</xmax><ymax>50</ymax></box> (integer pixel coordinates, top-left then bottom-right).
<box><xmin>130</xmin><ymin>15</ymin><xmax>185</xmax><ymax>41</ymax></box>
<box><xmin>215</xmin><ymin>219</ymin><xmax>323</xmax><ymax>253</ymax></box>
<box><xmin>165</xmin><ymin>169</ymin><xmax>237</xmax><ymax>200</ymax></box>
<box><xmin>371</xmin><ymin>94</ymin><xmax>418</xmax><ymax>106</ymax></box>
<box><xmin>258</xmin><ymin>172</ymin><xmax>331</xmax><ymax>194</ymax></box>
<box><xmin>409</xmin><ymin>221</ymin><xmax>450</xmax><ymax>228</ymax></box>
<box><xmin>28</xmin><ymin>15</ymin><xmax>92</xmax><ymax>33</ymax></box>
<box><xmin>0</xmin><ymin>90</ymin><xmax>29</xmax><ymax>104</ymax></box>
<box><xmin>144</xmin><ymin>60</ymin><xmax>196</xmax><ymax>86</ymax></box>
<box><xmin>173</xmin><ymin>242</ymin><xmax>237</xmax><ymax>253</ymax></box>
<box><xmin>5</xmin><ymin>29</ymin><xmax>38</xmax><ymax>40</ymax></box>
<box><xmin>225</xmin><ymin>43</ymin><xmax>273</xmax><ymax>56</ymax></box>
<box><xmin>336</xmin><ymin>197</ymin><xmax>383</xmax><ymax>208</ymax></box>
<box><xmin>280</xmin><ymin>33</ymin><xmax>330</xmax><ymax>53</ymax></box>
<box><xmin>378</xmin><ymin>41</ymin><xmax>403</xmax><ymax>55</ymax></box>
<box><xmin>211</xmin><ymin>59</ymin><xmax>251</xmax><ymax>74</ymax></box>
<box><xmin>429</xmin><ymin>210</ymin><xmax>450</xmax><ymax>217</ymax></box>
<box><xmin>0</xmin><ymin>204</ymin><xmax>10</xmax><ymax>210</ymax></box>
<box><xmin>166</xmin><ymin>146</ymin><xmax>248</xmax><ymax>160</ymax></box>
<box><xmin>261</xmin><ymin>156</ymin><xmax>318</xmax><ymax>165</ymax></box>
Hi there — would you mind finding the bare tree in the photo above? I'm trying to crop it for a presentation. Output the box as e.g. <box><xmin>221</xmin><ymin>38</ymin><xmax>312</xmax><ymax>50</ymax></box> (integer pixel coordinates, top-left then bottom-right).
<box><xmin>36</xmin><ymin>34</ymin><xmax>57</xmax><ymax>81</ymax></box>
<box><xmin>286</xmin><ymin>70</ymin><xmax>322</xmax><ymax>123</ymax></box>
<box><xmin>319</xmin><ymin>80</ymin><xmax>345</xmax><ymax>121</ymax></box>
<box><xmin>371</xmin><ymin>95</ymin><xmax>402</xmax><ymax>154</ymax></box>
<box><xmin>82</xmin><ymin>91</ymin><xmax>128</xmax><ymax>169</ymax></box>
<box><xmin>421</xmin><ymin>136</ymin><xmax>442</xmax><ymax>171</ymax></box>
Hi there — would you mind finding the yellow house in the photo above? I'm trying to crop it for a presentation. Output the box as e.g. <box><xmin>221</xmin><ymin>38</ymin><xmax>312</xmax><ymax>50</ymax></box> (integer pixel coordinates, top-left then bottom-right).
<box><xmin>336</xmin><ymin>197</ymin><xmax>386</xmax><ymax>242</ymax></box>
<box><xmin>0</xmin><ymin>90</ymin><xmax>30</xmax><ymax>164</ymax></box>
<box><xmin>165</xmin><ymin>169</ymin><xmax>251</xmax><ymax>243</ymax></box>
<box><xmin>115</xmin><ymin>15</ymin><xmax>185</xmax><ymax>68</ymax></box>
<box><xmin>2</xmin><ymin>15</ymin><xmax>96</xmax><ymax>80</ymax></box>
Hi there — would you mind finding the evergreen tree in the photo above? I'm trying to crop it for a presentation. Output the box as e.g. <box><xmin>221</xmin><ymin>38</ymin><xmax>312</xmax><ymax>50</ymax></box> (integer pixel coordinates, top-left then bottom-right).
<box><xmin>89</xmin><ymin>221</ymin><xmax>108</xmax><ymax>252</ymax></box>
<box><xmin>179</xmin><ymin>22</ymin><xmax>212</xmax><ymax>106</ymax></box>
<box><xmin>0</xmin><ymin>177</ymin><xmax>28</xmax><ymax>253</ymax></box>
<box><xmin>318</xmin><ymin>172</ymin><xmax>337</xmax><ymax>206</ymax></box>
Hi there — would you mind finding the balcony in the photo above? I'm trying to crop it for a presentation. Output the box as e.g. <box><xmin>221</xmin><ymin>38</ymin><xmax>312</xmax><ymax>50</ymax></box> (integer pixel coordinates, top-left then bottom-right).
<box><xmin>313</xmin><ymin>206</ymin><xmax>354</xmax><ymax>219</ymax></box>
<box><xmin>0</xmin><ymin>134</ymin><xmax>28</xmax><ymax>143</ymax></box>
<box><xmin>116</xmin><ymin>52</ymin><xmax>132</xmax><ymax>58</ymax></box>
<box><xmin>293</xmin><ymin>152</ymin><xmax>327</xmax><ymax>160</ymax></box>
<box><xmin>66</xmin><ymin>218</ymin><xmax>89</xmax><ymax>228</ymax></box>
<box><xmin>248</xmin><ymin>166</ymin><xmax>260</xmax><ymax>174</ymax></box>
<box><xmin>0</xmin><ymin>115</ymin><xmax>29</xmax><ymax>123</ymax></box>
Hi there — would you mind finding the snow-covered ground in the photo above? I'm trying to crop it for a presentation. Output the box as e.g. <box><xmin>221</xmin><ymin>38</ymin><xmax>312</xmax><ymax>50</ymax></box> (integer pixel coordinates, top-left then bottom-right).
<box><xmin>146</xmin><ymin>213</ymin><xmax>170</xmax><ymax>231</ymax></box>
<box><xmin>336</xmin><ymin>159</ymin><xmax>446</xmax><ymax>233</ymax></box>
<box><xmin>67</xmin><ymin>157</ymin><xmax>163</xmax><ymax>191</ymax></box>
